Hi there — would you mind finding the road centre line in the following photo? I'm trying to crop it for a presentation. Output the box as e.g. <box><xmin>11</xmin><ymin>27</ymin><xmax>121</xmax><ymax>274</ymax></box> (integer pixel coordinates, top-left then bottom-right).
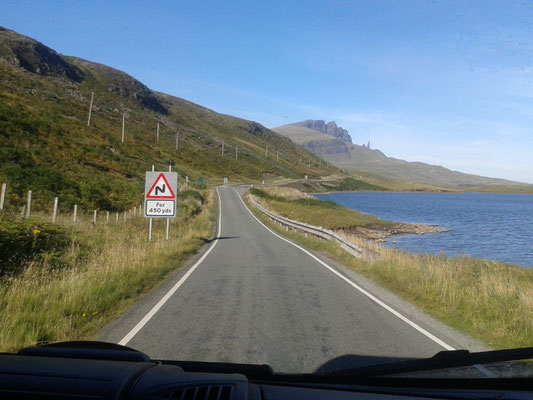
<box><xmin>118</xmin><ymin>188</ymin><xmax>222</xmax><ymax>346</ymax></box>
<box><xmin>234</xmin><ymin>187</ymin><xmax>456</xmax><ymax>352</ymax></box>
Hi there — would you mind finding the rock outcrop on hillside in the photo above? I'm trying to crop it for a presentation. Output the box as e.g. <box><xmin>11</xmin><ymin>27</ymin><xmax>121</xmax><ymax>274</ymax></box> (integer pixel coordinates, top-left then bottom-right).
<box><xmin>0</xmin><ymin>26</ymin><xmax>168</xmax><ymax>114</ymax></box>
<box><xmin>295</xmin><ymin>120</ymin><xmax>353</xmax><ymax>144</ymax></box>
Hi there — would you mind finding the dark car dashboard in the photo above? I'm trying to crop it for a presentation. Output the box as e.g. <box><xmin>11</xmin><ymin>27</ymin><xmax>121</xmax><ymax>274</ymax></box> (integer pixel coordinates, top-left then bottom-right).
<box><xmin>1</xmin><ymin>342</ymin><xmax>532</xmax><ymax>400</ymax></box>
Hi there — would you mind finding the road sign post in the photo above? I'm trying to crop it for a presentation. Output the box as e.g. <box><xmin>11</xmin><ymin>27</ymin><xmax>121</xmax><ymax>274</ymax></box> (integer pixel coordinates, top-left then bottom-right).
<box><xmin>145</xmin><ymin>171</ymin><xmax>178</xmax><ymax>241</ymax></box>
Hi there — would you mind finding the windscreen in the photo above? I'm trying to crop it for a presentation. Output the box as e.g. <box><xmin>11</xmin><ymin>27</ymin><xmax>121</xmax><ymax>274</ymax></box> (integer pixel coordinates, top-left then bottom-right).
<box><xmin>0</xmin><ymin>0</ymin><xmax>532</xmax><ymax>377</ymax></box>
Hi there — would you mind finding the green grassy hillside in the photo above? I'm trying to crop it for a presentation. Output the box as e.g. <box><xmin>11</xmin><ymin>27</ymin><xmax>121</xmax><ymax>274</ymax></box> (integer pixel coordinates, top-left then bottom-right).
<box><xmin>0</xmin><ymin>27</ymin><xmax>332</xmax><ymax>213</ymax></box>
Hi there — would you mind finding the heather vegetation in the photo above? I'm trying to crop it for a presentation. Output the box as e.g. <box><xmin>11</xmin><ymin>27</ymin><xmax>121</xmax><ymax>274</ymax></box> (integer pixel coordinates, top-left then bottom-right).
<box><xmin>0</xmin><ymin>27</ymin><xmax>332</xmax><ymax>215</ymax></box>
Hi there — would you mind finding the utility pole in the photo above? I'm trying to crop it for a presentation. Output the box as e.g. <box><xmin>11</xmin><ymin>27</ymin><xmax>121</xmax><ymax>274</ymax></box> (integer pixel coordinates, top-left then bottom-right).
<box><xmin>276</xmin><ymin>149</ymin><xmax>279</xmax><ymax>162</ymax></box>
<box><xmin>156</xmin><ymin>122</ymin><xmax>160</xmax><ymax>142</ymax></box>
<box><xmin>265</xmin><ymin>145</ymin><xmax>268</xmax><ymax>158</ymax></box>
<box><xmin>235</xmin><ymin>145</ymin><xmax>238</xmax><ymax>160</ymax></box>
<box><xmin>121</xmin><ymin>112</ymin><xmax>125</xmax><ymax>144</ymax></box>
<box><xmin>87</xmin><ymin>91</ymin><xmax>94</xmax><ymax>127</ymax></box>
<box><xmin>175</xmin><ymin>132</ymin><xmax>179</xmax><ymax>150</ymax></box>
<box><xmin>221</xmin><ymin>140</ymin><xmax>225</xmax><ymax>156</ymax></box>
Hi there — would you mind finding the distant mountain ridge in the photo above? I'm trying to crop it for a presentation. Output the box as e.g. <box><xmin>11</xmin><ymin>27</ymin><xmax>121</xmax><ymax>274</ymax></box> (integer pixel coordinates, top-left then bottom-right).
<box><xmin>273</xmin><ymin>121</ymin><xmax>529</xmax><ymax>188</ymax></box>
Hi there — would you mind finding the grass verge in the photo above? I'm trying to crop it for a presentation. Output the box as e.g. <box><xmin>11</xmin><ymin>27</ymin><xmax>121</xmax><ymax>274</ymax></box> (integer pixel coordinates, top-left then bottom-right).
<box><xmin>250</xmin><ymin>187</ymin><xmax>389</xmax><ymax>229</ymax></box>
<box><xmin>246</xmin><ymin>191</ymin><xmax>533</xmax><ymax>350</ymax></box>
<box><xmin>0</xmin><ymin>188</ymin><xmax>216</xmax><ymax>352</ymax></box>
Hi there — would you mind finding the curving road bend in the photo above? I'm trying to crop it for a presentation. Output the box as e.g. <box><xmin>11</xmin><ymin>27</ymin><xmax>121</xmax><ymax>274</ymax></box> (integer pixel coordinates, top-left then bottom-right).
<box><xmin>100</xmin><ymin>185</ymin><xmax>477</xmax><ymax>373</ymax></box>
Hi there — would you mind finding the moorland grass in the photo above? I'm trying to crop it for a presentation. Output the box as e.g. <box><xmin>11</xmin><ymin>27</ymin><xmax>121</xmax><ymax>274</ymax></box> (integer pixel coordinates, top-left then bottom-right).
<box><xmin>250</xmin><ymin>187</ymin><xmax>389</xmax><ymax>229</ymax></box>
<box><xmin>0</xmin><ymin>189</ymin><xmax>216</xmax><ymax>352</ymax></box>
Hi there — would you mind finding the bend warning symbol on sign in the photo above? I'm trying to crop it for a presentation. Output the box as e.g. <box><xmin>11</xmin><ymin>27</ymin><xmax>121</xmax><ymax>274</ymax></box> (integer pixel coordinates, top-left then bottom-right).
<box><xmin>146</xmin><ymin>173</ymin><xmax>176</xmax><ymax>199</ymax></box>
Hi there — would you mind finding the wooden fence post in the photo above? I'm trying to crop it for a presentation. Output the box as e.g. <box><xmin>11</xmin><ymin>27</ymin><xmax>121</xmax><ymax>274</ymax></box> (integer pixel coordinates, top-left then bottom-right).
<box><xmin>26</xmin><ymin>190</ymin><xmax>32</xmax><ymax>218</ymax></box>
<box><xmin>52</xmin><ymin>197</ymin><xmax>58</xmax><ymax>223</ymax></box>
<box><xmin>0</xmin><ymin>183</ymin><xmax>6</xmax><ymax>210</ymax></box>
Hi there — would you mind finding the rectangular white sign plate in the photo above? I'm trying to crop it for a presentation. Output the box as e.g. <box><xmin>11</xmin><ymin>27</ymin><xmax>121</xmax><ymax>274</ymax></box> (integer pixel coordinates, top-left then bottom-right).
<box><xmin>145</xmin><ymin>200</ymin><xmax>175</xmax><ymax>217</ymax></box>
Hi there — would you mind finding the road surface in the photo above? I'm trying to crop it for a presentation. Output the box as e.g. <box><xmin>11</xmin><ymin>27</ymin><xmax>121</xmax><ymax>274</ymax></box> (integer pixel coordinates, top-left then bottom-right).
<box><xmin>100</xmin><ymin>186</ymin><xmax>482</xmax><ymax>373</ymax></box>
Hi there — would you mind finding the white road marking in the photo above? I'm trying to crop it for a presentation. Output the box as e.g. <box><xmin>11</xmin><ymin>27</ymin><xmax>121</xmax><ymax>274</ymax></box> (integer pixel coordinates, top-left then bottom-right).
<box><xmin>118</xmin><ymin>188</ymin><xmax>222</xmax><ymax>346</ymax></box>
<box><xmin>117</xmin><ymin>186</ymin><xmax>492</xmax><ymax>377</ymax></box>
<box><xmin>239</xmin><ymin>187</ymin><xmax>495</xmax><ymax>377</ymax></box>
<box><xmin>234</xmin><ymin>187</ymin><xmax>456</xmax><ymax>351</ymax></box>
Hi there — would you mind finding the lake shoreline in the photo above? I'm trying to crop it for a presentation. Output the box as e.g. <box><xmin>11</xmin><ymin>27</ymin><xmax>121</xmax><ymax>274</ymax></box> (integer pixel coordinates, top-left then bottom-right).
<box><xmin>341</xmin><ymin>221</ymin><xmax>449</xmax><ymax>241</ymax></box>
<box><xmin>315</xmin><ymin>191</ymin><xmax>533</xmax><ymax>268</ymax></box>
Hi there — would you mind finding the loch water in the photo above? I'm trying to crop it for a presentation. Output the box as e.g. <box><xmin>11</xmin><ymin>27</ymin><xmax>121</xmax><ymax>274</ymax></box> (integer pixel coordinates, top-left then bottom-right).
<box><xmin>314</xmin><ymin>192</ymin><xmax>533</xmax><ymax>268</ymax></box>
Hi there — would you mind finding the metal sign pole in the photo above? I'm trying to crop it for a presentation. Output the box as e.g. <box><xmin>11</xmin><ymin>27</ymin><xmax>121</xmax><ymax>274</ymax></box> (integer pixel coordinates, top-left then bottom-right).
<box><xmin>167</xmin><ymin>165</ymin><xmax>171</xmax><ymax>240</ymax></box>
<box><xmin>149</xmin><ymin>162</ymin><xmax>154</xmax><ymax>245</ymax></box>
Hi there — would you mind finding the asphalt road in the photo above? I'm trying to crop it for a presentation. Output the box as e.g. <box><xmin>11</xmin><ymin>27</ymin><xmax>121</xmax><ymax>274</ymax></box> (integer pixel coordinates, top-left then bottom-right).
<box><xmin>100</xmin><ymin>186</ymin><xmax>483</xmax><ymax>373</ymax></box>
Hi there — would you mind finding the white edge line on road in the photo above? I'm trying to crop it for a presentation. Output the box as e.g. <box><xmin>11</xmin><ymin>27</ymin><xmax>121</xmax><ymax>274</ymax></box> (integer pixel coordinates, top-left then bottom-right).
<box><xmin>234</xmin><ymin>187</ymin><xmax>456</xmax><ymax>352</ymax></box>
<box><xmin>118</xmin><ymin>188</ymin><xmax>222</xmax><ymax>346</ymax></box>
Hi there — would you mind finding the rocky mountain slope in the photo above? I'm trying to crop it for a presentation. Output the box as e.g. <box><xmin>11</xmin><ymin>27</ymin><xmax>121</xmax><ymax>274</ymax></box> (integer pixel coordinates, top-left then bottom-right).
<box><xmin>0</xmin><ymin>27</ymin><xmax>330</xmax><ymax>211</ymax></box>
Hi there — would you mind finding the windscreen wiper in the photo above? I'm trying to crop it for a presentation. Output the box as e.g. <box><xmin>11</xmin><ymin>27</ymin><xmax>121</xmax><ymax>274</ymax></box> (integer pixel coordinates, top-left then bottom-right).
<box><xmin>322</xmin><ymin>347</ymin><xmax>533</xmax><ymax>378</ymax></box>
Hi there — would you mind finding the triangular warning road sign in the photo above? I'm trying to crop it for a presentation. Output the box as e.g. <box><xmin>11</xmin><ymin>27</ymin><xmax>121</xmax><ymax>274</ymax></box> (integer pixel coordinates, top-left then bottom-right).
<box><xmin>146</xmin><ymin>173</ymin><xmax>176</xmax><ymax>199</ymax></box>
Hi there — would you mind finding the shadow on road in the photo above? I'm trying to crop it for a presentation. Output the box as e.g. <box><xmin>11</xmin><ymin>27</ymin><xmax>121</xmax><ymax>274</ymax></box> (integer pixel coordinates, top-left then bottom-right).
<box><xmin>201</xmin><ymin>236</ymin><xmax>239</xmax><ymax>244</ymax></box>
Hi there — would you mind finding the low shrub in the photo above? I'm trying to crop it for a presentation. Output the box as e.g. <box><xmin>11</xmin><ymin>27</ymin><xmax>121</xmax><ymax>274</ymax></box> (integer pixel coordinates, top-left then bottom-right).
<box><xmin>0</xmin><ymin>217</ymin><xmax>74</xmax><ymax>276</ymax></box>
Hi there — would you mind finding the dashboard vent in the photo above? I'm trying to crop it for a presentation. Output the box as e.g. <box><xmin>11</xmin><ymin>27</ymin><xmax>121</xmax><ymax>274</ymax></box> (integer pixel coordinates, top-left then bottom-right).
<box><xmin>153</xmin><ymin>385</ymin><xmax>233</xmax><ymax>400</ymax></box>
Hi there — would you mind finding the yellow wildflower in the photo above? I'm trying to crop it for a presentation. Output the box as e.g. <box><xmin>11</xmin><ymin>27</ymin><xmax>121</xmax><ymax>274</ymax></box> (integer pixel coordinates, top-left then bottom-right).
<box><xmin>33</xmin><ymin>229</ymin><xmax>41</xmax><ymax>234</ymax></box>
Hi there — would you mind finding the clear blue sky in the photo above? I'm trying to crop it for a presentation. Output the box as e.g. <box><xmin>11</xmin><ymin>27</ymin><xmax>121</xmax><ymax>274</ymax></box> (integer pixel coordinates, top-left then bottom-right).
<box><xmin>2</xmin><ymin>0</ymin><xmax>533</xmax><ymax>183</ymax></box>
